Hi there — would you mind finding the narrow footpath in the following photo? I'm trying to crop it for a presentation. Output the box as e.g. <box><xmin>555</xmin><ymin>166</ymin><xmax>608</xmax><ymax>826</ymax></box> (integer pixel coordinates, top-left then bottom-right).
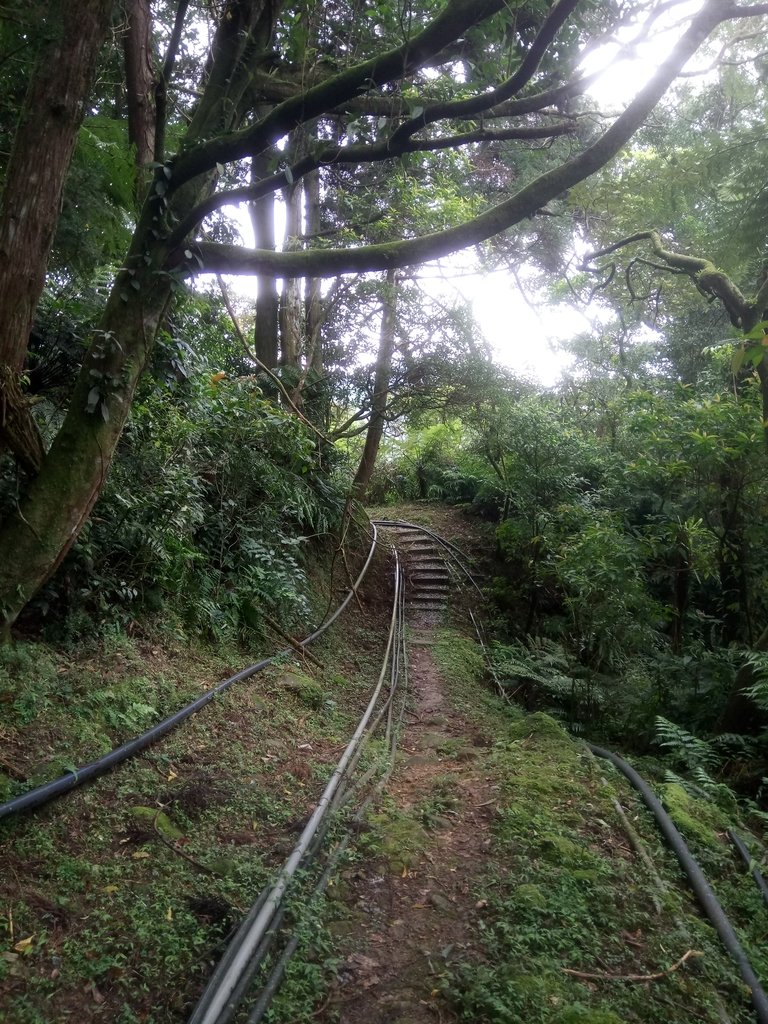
<box><xmin>319</xmin><ymin>615</ymin><xmax>498</xmax><ymax>1024</ymax></box>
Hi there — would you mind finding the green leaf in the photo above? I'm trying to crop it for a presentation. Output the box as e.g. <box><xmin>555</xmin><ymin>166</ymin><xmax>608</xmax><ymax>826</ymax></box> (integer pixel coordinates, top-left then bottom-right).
<box><xmin>748</xmin><ymin>343</ymin><xmax>765</xmax><ymax>367</ymax></box>
<box><xmin>743</xmin><ymin>320</ymin><xmax>768</xmax><ymax>341</ymax></box>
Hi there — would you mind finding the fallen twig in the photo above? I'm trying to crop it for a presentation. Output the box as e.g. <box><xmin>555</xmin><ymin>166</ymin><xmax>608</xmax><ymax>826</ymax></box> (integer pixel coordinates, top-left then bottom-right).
<box><xmin>0</xmin><ymin>753</ymin><xmax>27</xmax><ymax>781</ymax></box>
<box><xmin>608</xmin><ymin>792</ymin><xmax>665</xmax><ymax>915</ymax></box>
<box><xmin>263</xmin><ymin>613</ymin><xmax>323</xmax><ymax>669</ymax></box>
<box><xmin>563</xmin><ymin>949</ymin><xmax>703</xmax><ymax>983</ymax></box>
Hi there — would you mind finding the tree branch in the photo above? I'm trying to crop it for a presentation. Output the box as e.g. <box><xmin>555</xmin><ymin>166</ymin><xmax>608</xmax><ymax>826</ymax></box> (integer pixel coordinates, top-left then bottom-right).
<box><xmin>155</xmin><ymin>0</ymin><xmax>190</xmax><ymax>163</ymax></box>
<box><xmin>722</xmin><ymin>3</ymin><xmax>768</xmax><ymax>17</ymax></box>
<box><xmin>563</xmin><ymin>949</ymin><xmax>703</xmax><ymax>983</ymax></box>
<box><xmin>677</xmin><ymin>29</ymin><xmax>763</xmax><ymax>76</ymax></box>
<box><xmin>166</xmin><ymin>120</ymin><xmax>575</xmax><ymax>250</ymax></box>
<box><xmin>388</xmin><ymin>0</ymin><xmax>583</xmax><ymax>147</ymax></box>
<box><xmin>170</xmin><ymin>0</ymin><xmax>507</xmax><ymax>189</ymax></box>
<box><xmin>753</xmin><ymin>275</ymin><xmax>768</xmax><ymax>320</ymax></box>
<box><xmin>583</xmin><ymin>229</ymin><xmax>751</xmax><ymax>327</ymax></box>
<box><xmin>215</xmin><ymin>275</ymin><xmax>332</xmax><ymax>446</ymax></box>
<box><xmin>184</xmin><ymin>0</ymin><xmax>730</xmax><ymax>279</ymax></box>
<box><xmin>386</xmin><ymin>0</ymin><xmax>678</xmax><ymax>140</ymax></box>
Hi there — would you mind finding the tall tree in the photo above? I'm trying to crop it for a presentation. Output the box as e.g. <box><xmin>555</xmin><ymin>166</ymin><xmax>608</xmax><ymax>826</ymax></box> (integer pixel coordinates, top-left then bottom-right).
<box><xmin>250</xmin><ymin>153</ymin><xmax>279</xmax><ymax>368</ymax></box>
<box><xmin>353</xmin><ymin>269</ymin><xmax>399</xmax><ymax>495</ymax></box>
<box><xmin>122</xmin><ymin>0</ymin><xmax>156</xmax><ymax>186</ymax></box>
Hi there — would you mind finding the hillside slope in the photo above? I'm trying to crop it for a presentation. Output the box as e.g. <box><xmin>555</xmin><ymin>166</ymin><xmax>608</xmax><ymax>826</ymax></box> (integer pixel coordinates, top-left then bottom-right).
<box><xmin>0</xmin><ymin>506</ymin><xmax>766</xmax><ymax>1024</ymax></box>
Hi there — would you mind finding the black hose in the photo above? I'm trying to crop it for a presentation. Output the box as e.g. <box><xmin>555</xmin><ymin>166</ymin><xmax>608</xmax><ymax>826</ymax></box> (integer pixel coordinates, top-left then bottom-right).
<box><xmin>243</xmin><ymin>598</ymin><xmax>410</xmax><ymax>1024</ymax></box>
<box><xmin>728</xmin><ymin>829</ymin><xmax>768</xmax><ymax>910</ymax></box>
<box><xmin>0</xmin><ymin>655</ymin><xmax>276</xmax><ymax>822</ymax></box>
<box><xmin>379</xmin><ymin>521</ymin><xmax>768</xmax><ymax>1019</ymax></box>
<box><xmin>0</xmin><ymin>527</ymin><xmax>379</xmax><ymax>823</ymax></box>
<box><xmin>188</xmin><ymin>554</ymin><xmax>403</xmax><ymax>1024</ymax></box>
<box><xmin>589</xmin><ymin>743</ymin><xmax>768</xmax><ymax>1024</ymax></box>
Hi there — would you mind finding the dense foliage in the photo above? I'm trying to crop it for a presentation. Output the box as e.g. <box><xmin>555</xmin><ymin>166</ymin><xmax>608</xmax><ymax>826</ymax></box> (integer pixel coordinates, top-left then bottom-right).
<box><xmin>2</xmin><ymin>293</ymin><xmax>349</xmax><ymax>642</ymax></box>
<box><xmin>3</xmin><ymin>0</ymin><xmax>765</xmax><ymax>631</ymax></box>
<box><xmin>374</xmin><ymin>360</ymin><xmax>768</xmax><ymax>791</ymax></box>
<box><xmin>0</xmin><ymin>0</ymin><xmax>767</xmax><ymax>806</ymax></box>
<box><xmin>3</xmin><ymin>7</ymin><xmax>768</xmax><ymax>1021</ymax></box>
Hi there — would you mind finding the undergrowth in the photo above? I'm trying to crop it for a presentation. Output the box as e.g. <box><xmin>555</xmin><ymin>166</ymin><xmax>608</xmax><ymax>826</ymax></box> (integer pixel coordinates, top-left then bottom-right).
<box><xmin>430</xmin><ymin>628</ymin><xmax>766</xmax><ymax>1024</ymax></box>
<box><xmin>0</xmin><ymin>538</ymin><xmax>393</xmax><ymax>1023</ymax></box>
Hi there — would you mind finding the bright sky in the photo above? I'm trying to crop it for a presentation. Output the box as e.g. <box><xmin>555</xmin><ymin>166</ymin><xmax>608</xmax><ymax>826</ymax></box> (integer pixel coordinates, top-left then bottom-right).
<box><xmin>441</xmin><ymin>0</ymin><xmax>711</xmax><ymax>383</ymax></box>
<box><xmin>413</xmin><ymin>261</ymin><xmax>576</xmax><ymax>386</ymax></box>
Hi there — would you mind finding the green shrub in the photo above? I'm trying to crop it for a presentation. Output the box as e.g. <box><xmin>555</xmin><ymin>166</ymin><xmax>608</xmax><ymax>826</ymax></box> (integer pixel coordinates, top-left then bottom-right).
<box><xmin>32</xmin><ymin>375</ymin><xmax>347</xmax><ymax>641</ymax></box>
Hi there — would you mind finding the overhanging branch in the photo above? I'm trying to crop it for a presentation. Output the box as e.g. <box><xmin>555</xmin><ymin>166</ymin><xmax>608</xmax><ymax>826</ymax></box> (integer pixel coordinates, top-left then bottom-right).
<box><xmin>388</xmin><ymin>0</ymin><xmax>582</xmax><ymax>147</ymax></box>
<box><xmin>583</xmin><ymin>229</ymin><xmax>752</xmax><ymax>327</ymax></box>
<box><xmin>166</xmin><ymin>121</ymin><xmax>575</xmax><ymax>251</ymax></box>
<box><xmin>171</xmin><ymin>0</ymin><xmax>507</xmax><ymax>189</ymax></box>
<box><xmin>183</xmin><ymin>0</ymin><xmax>729</xmax><ymax>279</ymax></box>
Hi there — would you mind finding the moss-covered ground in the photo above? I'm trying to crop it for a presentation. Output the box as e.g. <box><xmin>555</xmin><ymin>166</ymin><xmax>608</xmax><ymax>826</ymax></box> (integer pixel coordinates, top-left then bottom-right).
<box><xmin>0</xmin><ymin>539</ymin><xmax>395</xmax><ymax>1023</ymax></box>
<box><xmin>431</xmin><ymin>628</ymin><xmax>767</xmax><ymax>1024</ymax></box>
<box><xmin>1</xmin><ymin>504</ymin><xmax>766</xmax><ymax>1024</ymax></box>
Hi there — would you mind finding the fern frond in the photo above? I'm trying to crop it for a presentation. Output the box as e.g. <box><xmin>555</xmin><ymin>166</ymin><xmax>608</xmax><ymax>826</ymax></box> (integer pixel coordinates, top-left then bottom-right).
<box><xmin>655</xmin><ymin>716</ymin><xmax>720</xmax><ymax>770</ymax></box>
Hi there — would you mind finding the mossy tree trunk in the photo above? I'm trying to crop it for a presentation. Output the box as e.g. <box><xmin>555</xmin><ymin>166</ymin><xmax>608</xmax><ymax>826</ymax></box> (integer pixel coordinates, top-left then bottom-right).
<box><xmin>250</xmin><ymin>150</ymin><xmax>279</xmax><ymax>368</ymax></box>
<box><xmin>122</xmin><ymin>0</ymin><xmax>156</xmax><ymax>193</ymax></box>
<box><xmin>305</xmin><ymin>170</ymin><xmax>324</xmax><ymax>377</ymax></box>
<box><xmin>0</xmin><ymin>0</ymin><xmax>278</xmax><ymax>633</ymax></box>
<box><xmin>279</xmin><ymin>179</ymin><xmax>302</xmax><ymax>369</ymax></box>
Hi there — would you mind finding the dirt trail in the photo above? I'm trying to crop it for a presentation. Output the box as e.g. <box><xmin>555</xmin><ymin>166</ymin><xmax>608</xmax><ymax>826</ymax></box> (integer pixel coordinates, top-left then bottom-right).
<box><xmin>320</xmin><ymin>624</ymin><xmax>498</xmax><ymax>1024</ymax></box>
